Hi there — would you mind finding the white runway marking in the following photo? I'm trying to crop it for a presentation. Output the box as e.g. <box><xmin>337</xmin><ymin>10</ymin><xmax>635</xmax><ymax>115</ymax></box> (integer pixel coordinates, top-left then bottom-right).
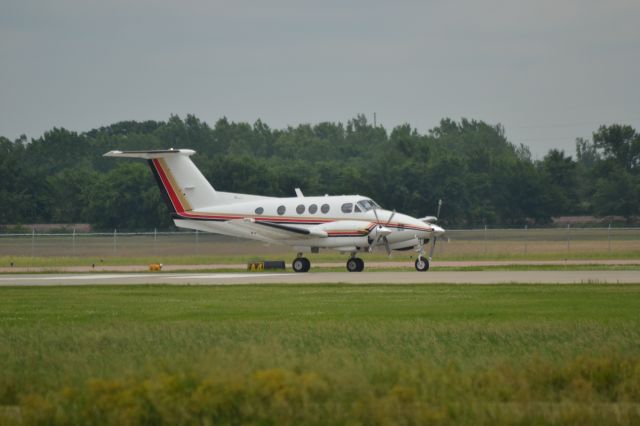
<box><xmin>0</xmin><ymin>274</ymin><xmax>145</xmax><ymax>281</ymax></box>
<box><xmin>163</xmin><ymin>274</ymin><xmax>291</xmax><ymax>279</ymax></box>
<box><xmin>0</xmin><ymin>273</ymin><xmax>291</xmax><ymax>282</ymax></box>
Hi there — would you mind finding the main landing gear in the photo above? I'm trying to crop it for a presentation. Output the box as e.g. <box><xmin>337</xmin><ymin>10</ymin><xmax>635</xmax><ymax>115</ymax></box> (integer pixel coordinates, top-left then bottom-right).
<box><xmin>292</xmin><ymin>254</ymin><xmax>365</xmax><ymax>272</ymax></box>
<box><xmin>346</xmin><ymin>255</ymin><xmax>364</xmax><ymax>272</ymax></box>
<box><xmin>292</xmin><ymin>255</ymin><xmax>311</xmax><ymax>273</ymax></box>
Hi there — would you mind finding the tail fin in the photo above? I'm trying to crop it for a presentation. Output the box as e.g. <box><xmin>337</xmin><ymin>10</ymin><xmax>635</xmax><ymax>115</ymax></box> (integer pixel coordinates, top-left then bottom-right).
<box><xmin>104</xmin><ymin>149</ymin><xmax>216</xmax><ymax>213</ymax></box>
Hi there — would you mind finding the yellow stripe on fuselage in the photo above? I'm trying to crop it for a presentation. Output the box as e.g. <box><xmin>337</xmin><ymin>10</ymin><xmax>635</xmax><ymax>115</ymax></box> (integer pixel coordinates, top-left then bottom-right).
<box><xmin>158</xmin><ymin>158</ymin><xmax>193</xmax><ymax>212</ymax></box>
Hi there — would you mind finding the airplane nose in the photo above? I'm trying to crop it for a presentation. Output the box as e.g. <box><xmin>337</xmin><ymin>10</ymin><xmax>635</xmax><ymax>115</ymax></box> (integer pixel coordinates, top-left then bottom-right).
<box><xmin>432</xmin><ymin>225</ymin><xmax>445</xmax><ymax>237</ymax></box>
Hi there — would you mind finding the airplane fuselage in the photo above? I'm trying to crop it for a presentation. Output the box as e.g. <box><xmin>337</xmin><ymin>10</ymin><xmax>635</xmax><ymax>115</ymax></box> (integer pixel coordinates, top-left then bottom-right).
<box><xmin>171</xmin><ymin>194</ymin><xmax>443</xmax><ymax>253</ymax></box>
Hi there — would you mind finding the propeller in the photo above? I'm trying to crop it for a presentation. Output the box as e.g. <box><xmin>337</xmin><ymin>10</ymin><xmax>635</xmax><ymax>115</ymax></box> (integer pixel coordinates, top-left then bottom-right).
<box><xmin>422</xmin><ymin>199</ymin><xmax>443</xmax><ymax>224</ymax></box>
<box><xmin>372</xmin><ymin>207</ymin><xmax>380</xmax><ymax>224</ymax></box>
<box><xmin>427</xmin><ymin>199</ymin><xmax>443</xmax><ymax>261</ymax></box>
<box><xmin>387</xmin><ymin>209</ymin><xmax>396</xmax><ymax>225</ymax></box>
<box><xmin>428</xmin><ymin>235</ymin><xmax>437</xmax><ymax>260</ymax></box>
<box><xmin>418</xmin><ymin>198</ymin><xmax>444</xmax><ymax>260</ymax></box>
<box><xmin>369</xmin><ymin>208</ymin><xmax>396</xmax><ymax>255</ymax></box>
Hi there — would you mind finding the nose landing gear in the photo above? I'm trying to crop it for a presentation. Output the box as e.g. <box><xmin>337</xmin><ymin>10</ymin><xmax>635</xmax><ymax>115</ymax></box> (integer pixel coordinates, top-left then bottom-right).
<box><xmin>414</xmin><ymin>238</ymin><xmax>430</xmax><ymax>272</ymax></box>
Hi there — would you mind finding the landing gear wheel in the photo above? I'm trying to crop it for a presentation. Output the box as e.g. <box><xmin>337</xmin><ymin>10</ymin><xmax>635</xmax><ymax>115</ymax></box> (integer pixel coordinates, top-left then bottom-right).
<box><xmin>415</xmin><ymin>257</ymin><xmax>429</xmax><ymax>272</ymax></box>
<box><xmin>293</xmin><ymin>257</ymin><xmax>311</xmax><ymax>273</ymax></box>
<box><xmin>347</xmin><ymin>257</ymin><xmax>364</xmax><ymax>272</ymax></box>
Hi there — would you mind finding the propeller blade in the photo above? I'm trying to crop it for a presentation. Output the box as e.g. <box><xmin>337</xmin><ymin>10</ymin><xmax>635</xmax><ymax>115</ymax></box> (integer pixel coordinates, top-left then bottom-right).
<box><xmin>373</xmin><ymin>207</ymin><xmax>380</xmax><ymax>225</ymax></box>
<box><xmin>369</xmin><ymin>208</ymin><xmax>381</xmax><ymax>249</ymax></box>
<box><xmin>436</xmin><ymin>199</ymin><xmax>443</xmax><ymax>219</ymax></box>
<box><xmin>386</xmin><ymin>209</ymin><xmax>396</xmax><ymax>226</ymax></box>
<box><xmin>428</xmin><ymin>236</ymin><xmax>437</xmax><ymax>260</ymax></box>
<box><xmin>383</xmin><ymin>237</ymin><xmax>391</xmax><ymax>256</ymax></box>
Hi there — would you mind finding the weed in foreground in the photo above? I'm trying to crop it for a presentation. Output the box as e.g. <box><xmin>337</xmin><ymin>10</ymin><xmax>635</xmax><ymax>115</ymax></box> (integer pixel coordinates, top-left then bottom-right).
<box><xmin>10</xmin><ymin>355</ymin><xmax>640</xmax><ymax>426</ymax></box>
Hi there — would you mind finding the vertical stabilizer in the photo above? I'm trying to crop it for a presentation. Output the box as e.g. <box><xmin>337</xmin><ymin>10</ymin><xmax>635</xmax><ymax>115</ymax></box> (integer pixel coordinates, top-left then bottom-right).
<box><xmin>104</xmin><ymin>149</ymin><xmax>216</xmax><ymax>213</ymax></box>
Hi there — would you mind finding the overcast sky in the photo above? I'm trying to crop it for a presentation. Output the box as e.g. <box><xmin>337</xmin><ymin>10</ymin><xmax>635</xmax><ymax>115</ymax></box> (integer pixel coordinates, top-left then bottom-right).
<box><xmin>1</xmin><ymin>0</ymin><xmax>638</xmax><ymax>158</ymax></box>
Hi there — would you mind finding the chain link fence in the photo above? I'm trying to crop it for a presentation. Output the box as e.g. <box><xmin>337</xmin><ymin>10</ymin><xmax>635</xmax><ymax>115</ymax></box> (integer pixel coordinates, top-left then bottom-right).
<box><xmin>1</xmin><ymin>227</ymin><xmax>639</xmax><ymax>259</ymax></box>
<box><xmin>437</xmin><ymin>226</ymin><xmax>640</xmax><ymax>259</ymax></box>
<box><xmin>0</xmin><ymin>230</ymin><xmax>285</xmax><ymax>258</ymax></box>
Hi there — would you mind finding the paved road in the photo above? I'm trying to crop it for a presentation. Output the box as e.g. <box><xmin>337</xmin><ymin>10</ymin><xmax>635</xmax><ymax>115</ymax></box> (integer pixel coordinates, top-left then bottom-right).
<box><xmin>0</xmin><ymin>271</ymin><xmax>638</xmax><ymax>286</ymax></box>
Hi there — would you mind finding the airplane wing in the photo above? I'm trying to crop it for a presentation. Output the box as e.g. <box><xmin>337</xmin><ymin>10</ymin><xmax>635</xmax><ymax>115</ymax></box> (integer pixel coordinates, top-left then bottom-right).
<box><xmin>228</xmin><ymin>218</ymin><xmax>328</xmax><ymax>240</ymax></box>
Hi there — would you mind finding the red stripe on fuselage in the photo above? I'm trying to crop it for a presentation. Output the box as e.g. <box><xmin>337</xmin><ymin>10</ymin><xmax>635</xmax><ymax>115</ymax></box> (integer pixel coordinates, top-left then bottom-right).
<box><xmin>173</xmin><ymin>211</ymin><xmax>432</xmax><ymax>232</ymax></box>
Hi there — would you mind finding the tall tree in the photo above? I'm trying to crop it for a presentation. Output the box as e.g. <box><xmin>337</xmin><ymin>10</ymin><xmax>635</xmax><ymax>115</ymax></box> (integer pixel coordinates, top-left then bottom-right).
<box><xmin>540</xmin><ymin>149</ymin><xmax>579</xmax><ymax>215</ymax></box>
<box><xmin>593</xmin><ymin>168</ymin><xmax>639</xmax><ymax>221</ymax></box>
<box><xmin>592</xmin><ymin>124</ymin><xmax>640</xmax><ymax>172</ymax></box>
<box><xmin>2</xmin><ymin>116</ymin><xmax>639</xmax><ymax>229</ymax></box>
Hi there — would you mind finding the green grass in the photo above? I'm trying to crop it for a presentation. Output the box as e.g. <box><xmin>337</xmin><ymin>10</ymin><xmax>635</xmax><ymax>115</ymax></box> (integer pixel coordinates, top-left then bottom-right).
<box><xmin>1</xmin><ymin>284</ymin><xmax>640</xmax><ymax>425</ymax></box>
<box><xmin>2</xmin><ymin>227</ymin><xmax>639</xmax><ymax>268</ymax></box>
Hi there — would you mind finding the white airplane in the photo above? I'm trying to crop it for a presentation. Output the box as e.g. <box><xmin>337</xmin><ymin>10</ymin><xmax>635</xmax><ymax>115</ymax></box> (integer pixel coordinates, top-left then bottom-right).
<box><xmin>104</xmin><ymin>149</ymin><xmax>445</xmax><ymax>272</ymax></box>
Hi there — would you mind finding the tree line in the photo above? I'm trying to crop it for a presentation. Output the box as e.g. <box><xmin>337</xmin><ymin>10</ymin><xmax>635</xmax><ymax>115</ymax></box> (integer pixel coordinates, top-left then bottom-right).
<box><xmin>1</xmin><ymin>115</ymin><xmax>638</xmax><ymax>230</ymax></box>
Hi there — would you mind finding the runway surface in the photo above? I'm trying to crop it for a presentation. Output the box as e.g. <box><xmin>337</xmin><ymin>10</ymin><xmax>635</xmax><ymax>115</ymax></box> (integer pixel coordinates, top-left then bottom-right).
<box><xmin>0</xmin><ymin>271</ymin><xmax>638</xmax><ymax>286</ymax></box>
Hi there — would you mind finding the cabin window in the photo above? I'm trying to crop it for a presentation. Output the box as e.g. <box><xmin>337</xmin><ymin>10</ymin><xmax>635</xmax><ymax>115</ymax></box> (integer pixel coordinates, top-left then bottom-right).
<box><xmin>255</xmin><ymin>207</ymin><xmax>264</xmax><ymax>215</ymax></box>
<box><xmin>341</xmin><ymin>203</ymin><xmax>353</xmax><ymax>213</ymax></box>
<box><xmin>296</xmin><ymin>204</ymin><xmax>305</xmax><ymax>214</ymax></box>
<box><xmin>309</xmin><ymin>204</ymin><xmax>318</xmax><ymax>214</ymax></box>
<box><xmin>277</xmin><ymin>205</ymin><xmax>286</xmax><ymax>215</ymax></box>
<box><xmin>321</xmin><ymin>204</ymin><xmax>330</xmax><ymax>214</ymax></box>
<box><xmin>354</xmin><ymin>205</ymin><xmax>362</xmax><ymax>213</ymax></box>
<box><xmin>356</xmin><ymin>199</ymin><xmax>380</xmax><ymax>212</ymax></box>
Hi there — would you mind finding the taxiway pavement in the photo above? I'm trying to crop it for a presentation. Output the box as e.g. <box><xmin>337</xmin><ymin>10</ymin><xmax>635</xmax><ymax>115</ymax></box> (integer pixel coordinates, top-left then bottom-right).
<box><xmin>0</xmin><ymin>271</ymin><xmax>638</xmax><ymax>286</ymax></box>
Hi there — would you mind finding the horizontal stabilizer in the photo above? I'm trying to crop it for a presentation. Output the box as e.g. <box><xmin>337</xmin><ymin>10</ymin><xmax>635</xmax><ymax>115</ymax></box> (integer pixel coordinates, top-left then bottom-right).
<box><xmin>104</xmin><ymin>149</ymin><xmax>195</xmax><ymax>159</ymax></box>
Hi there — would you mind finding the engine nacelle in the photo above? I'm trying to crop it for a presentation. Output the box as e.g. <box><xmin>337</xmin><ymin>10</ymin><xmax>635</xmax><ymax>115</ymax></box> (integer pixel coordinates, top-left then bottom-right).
<box><xmin>421</xmin><ymin>216</ymin><xmax>438</xmax><ymax>224</ymax></box>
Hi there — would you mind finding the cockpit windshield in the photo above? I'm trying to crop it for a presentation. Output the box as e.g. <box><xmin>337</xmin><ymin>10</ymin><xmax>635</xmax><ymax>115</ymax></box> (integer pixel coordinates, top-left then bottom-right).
<box><xmin>356</xmin><ymin>199</ymin><xmax>380</xmax><ymax>212</ymax></box>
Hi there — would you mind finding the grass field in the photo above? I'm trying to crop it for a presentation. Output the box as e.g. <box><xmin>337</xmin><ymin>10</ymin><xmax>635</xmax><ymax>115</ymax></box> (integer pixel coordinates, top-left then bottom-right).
<box><xmin>1</xmin><ymin>284</ymin><xmax>639</xmax><ymax>424</ymax></box>
<box><xmin>1</xmin><ymin>228</ymin><xmax>640</xmax><ymax>268</ymax></box>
